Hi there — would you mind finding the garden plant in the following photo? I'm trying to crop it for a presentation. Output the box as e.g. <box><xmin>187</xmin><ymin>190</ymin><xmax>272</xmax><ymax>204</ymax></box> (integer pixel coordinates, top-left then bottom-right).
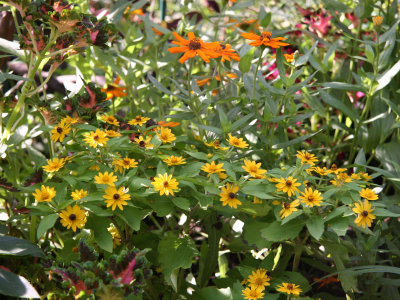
<box><xmin>0</xmin><ymin>0</ymin><xmax>400</xmax><ymax>299</ymax></box>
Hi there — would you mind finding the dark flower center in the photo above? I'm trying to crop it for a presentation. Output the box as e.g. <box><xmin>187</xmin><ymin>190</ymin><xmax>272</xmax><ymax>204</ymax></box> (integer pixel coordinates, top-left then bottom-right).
<box><xmin>286</xmin><ymin>180</ymin><xmax>292</xmax><ymax>187</ymax></box>
<box><xmin>287</xmin><ymin>284</ymin><xmax>293</xmax><ymax>290</ymax></box>
<box><xmin>56</xmin><ymin>127</ymin><xmax>63</xmax><ymax>133</ymax></box>
<box><xmin>283</xmin><ymin>202</ymin><xmax>291</xmax><ymax>209</ymax></box>
<box><xmin>220</xmin><ymin>44</ymin><xmax>226</xmax><ymax>50</ymax></box>
<box><xmin>69</xmin><ymin>214</ymin><xmax>76</xmax><ymax>221</ymax></box>
<box><xmin>228</xmin><ymin>192</ymin><xmax>236</xmax><ymax>199</ymax></box>
<box><xmin>136</xmin><ymin>116</ymin><xmax>142</xmax><ymax>121</ymax></box>
<box><xmin>139</xmin><ymin>141</ymin><xmax>145</xmax><ymax>147</ymax></box>
<box><xmin>189</xmin><ymin>38</ymin><xmax>202</xmax><ymax>50</ymax></box>
<box><xmin>214</xmin><ymin>140</ymin><xmax>220</xmax><ymax>147</ymax></box>
<box><xmin>93</xmin><ymin>134</ymin><xmax>99</xmax><ymax>141</ymax></box>
<box><xmin>163</xmin><ymin>181</ymin><xmax>169</xmax><ymax>187</ymax></box>
<box><xmin>113</xmin><ymin>193</ymin><xmax>120</xmax><ymax>200</ymax></box>
<box><xmin>260</xmin><ymin>32</ymin><xmax>271</xmax><ymax>40</ymax></box>
<box><xmin>307</xmin><ymin>196</ymin><xmax>314</xmax><ymax>202</ymax></box>
<box><xmin>361</xmin><ymin>210</ymin><xmax>369</xmax><ymax>217</ymax></box>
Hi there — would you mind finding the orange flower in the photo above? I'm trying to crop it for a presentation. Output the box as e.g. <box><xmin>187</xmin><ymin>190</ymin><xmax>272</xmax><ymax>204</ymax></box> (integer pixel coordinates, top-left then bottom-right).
<box><xmin>215</xmin><ymin>43</ymin><xmax>240</xmax><ymax>62</ymax></box>
<box><xmin>158</xmin><ymin>121</ymin><xmax>180</xmax><ymax>127</ymax></box>
<box><xmin>168</xmin><ymin>32</ymin><xmax>221</xmax><ymax>64</ymax></box>
<box><xmin>241</xmin><ymin>31</ymin><xmax>290</xmax><ymax>48</ymax></box>
<box><xmin>101</xmin><ymin>77</ymin><xmax>127</xmax><ymax>100</ymax></box>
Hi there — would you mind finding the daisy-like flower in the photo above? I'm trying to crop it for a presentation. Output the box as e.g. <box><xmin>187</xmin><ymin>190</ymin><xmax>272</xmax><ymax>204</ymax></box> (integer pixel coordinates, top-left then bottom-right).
<box><xmin>158</xmin><ymin>121</ymin><xmax>180</xmax><ymax>127</ymax></box>
<box><xmin>219</xmin><ymin>183</ymin><xmax>242</xmax><ymax>208</ymax></box>
<box><xmin>103</xmin><ymin>186</ymin><xmax>131</xmax><ymax>211</ymax></box>
<box><xmin>108</xmin><ymin>225</ymin><xmax>121</xmax><ymax>247</ymax></box>
<box><xmin>227</xmin><ymin>133</ymin><xmax>249</xmax><ymax>149</ymax></box>
<box><xmin>83</xmin><ymin>129</ymin><xmax>109</xmax><ymax>148</ymax></box>
<box><xmin>352</xmin><ymin>200</ymin><xmax>376</xmax><ymax>228</ymax></box>
<box><xmin>298</xmin><ymin>188</ymin><xmax>323</xmax><ymax>207</ymax></box>
<box><xmin>128</xmin><ymin>115</ymin><xmax>150</xmax><ymax>126</ymax></box>
<box><xmin>156</xmin><ymin>127</ymin><xmax>176</xmax><ymax>144</ymax></box>
<box><xmin>61</xmin><ymin>116</ymin><xmax>79</xmax><ymax>125</ymax></box>
<box><xmin>201</xmin><ymin>161</ymin><xmax>225</xmax><ymax>175</ymax></box>
<box><xmin>134</xmin><ymin>135</ymin><xmax>154</xmax><ymax>149</ymax></box>
<box><xmin>248</xmin><ymin>268</ymin><xmax>271</xmax><ymax>290</ymax></box>
<box><xmin>42</xmin><ymin>157</ymin><xmax>66</xmax><ymax>173</ymax></box>
<box><xmin>359</xmin><ymin>188</ymin><xmax>378</xmax><ymax>200</ymax></box>
<box><xmin>33</xmin><ymin>185</ymin><xmax>56</xmax><ymax>202</ymax></box>
<box><xmin>59</xmin><ymin>205</ymin><xmax>87</xmax><ymax>232</ymax></box>
<box><xmin>94</xmin><ymin>171</ymin><xmax>118</xmax><ymax>186</ymax></box>
<box><xmin>51</xmin><ymin>120</ymin><xmax>71</xmax><ymax>143</ymax></box>
<box><xmin>89</xmin><ymin>163</ymin><xmax>100</xmax><ymax>171</ymax></box>
<box><xmin>351</xmin><ymin>173</ymin><xmax>361</xmax><ymax>180</ymax></box>
<box><xmin>242</xmin><ymin>160</ymin><xmax>267</xmax><ymax>178</ymax></box>
<box><xmin>168</xmin><ymin>32</ymin><xmax>221</xmax><ymax>64</ymax></box>
<box><xmin>101</xmin><ymin>114</ymin><xmax>120</xmax><ymax>126</ymax></box>
<box><xmin>112</xmin><ymin>157</ymin><xmax>138</xmax><ymax>173</ymax></box>
<box><xmin>101</xmin><ymin>77</ymin><xmax>127</xmax><ymax>100</ymax></box>
<box><xmin>218</xmin><ymin>172</ymin><xmax>228</xmax><ymax>180</ymax></box>
<box><xmin>296</xmin><ymin>150</ymin><xmax>318</xmax><ymax>166</ymax></box>
<box><xmin>71</xmin><ymin>189</ymin><xmax>87</xmax><ymax>201</ymax></box>
<box><xmin>275</xmin><ymin>176</ymin><xmax>301</xmax><ymax>197</ymax></box>
<box><xmin>163</xmin><ymin>155</ymin><xmax>186</xmax><ymax>166</ymax></box>
<box><xmin>276</xmin><ymin>282</ymin><xmax>302</xmax><ymax>296</ymax></box>
<box><xmin>152</xmin><ymin>173</ymin><xmax>179</xmax><ymax>196</ymax></box>
<box><xmin>204</xmin><ymin>140</ymin><xmax>229</xmax><ymax>150</ymax></box>
<box><xmin>215</xmin><ymin>42</ymin><xmax>240</xmax><ymax>62</ymax></box>
<box><xmin>241</xmin><ymin>31</ymin><xmax>290</xmax><ymax>48</ymax></box>
<box><xmin>279</xmin><ymin>200</ymin><xmax>300</xmax><ymax>218</ymax></box>
<box><xmin>106</xmin><ymin>130</ymin><xmax>122</xmax><ymax>137</ymax></box>
<box><xmin>242</xmin><ymin>287</ymin><xmax>265</xmax><ymax>300</ymax></box>
<box><xmin>330</xmin><ymin>164</ymin><xmax>347</xmax><ymax>174</ymax></box>
<box><xmin>253</xmin><ymin>197</ymin><xmax>262</xmax><ymax>204</ymax></box>
<box><xmin>330</xmin><ymin>173</ymin><xmax>352</xmax><ymax>187</ymax></box>
<box><xmin>313</xmin><ymin>166</ymin><xmax>330</xmax><ymax>176</ymax></box>
<box><xmin>372</xmin><ymin>15</ymin><xmax>383</xmax><ymax>26</ymax></box>
<box><xmin>359</xmin><ymin>172</ymin><xmax>372</xmax><ymax>181</ymax></box>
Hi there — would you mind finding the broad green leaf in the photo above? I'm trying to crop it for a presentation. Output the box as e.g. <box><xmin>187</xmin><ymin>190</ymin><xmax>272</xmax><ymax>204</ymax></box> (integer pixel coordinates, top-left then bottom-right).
<box><xmin>260</xmin><ymin>220</ymin><xmax>305</xmax><ymax>242</ymax></box>
<box><xmin>373</xmin><ymin>207</ymin><xmax>400</xmax><ymax>217</ymax></box>
<box><xmin>172</xmin><ymin>197</ymin><xmax>190</xmax><ymax>211</ymax></box>
<box><xmin>36</xmin><ymin>214</ymin><xmax>59</xmax><ymax>239</ymax></box>
<box><xmin>86</xmin><ymin>215</ymin><xmax>113</xmax><ymax>252</ymax></box>
<box><xmin>231</xmin><ymin>113</ymin><xmax>255</xmax><ymax>132</ymax></box>
<box><xmin>115</xmin><ymin>206</ymin><xmax>146</xmax><ymax>231</ymax></box>
<box><xmin>376</xmin><ymin>59</ymin><xmax>400</xmax><ymax>92</ymax></box>
<box><xmin>239</xmin><ymin>47</ymin><xmax>255</xmax><ymax>74</ymax></box>
<box><xmin>0</xmin><ymin>236</ymin><xmax>43</xmax><ymax>257</ymax></box>
<box><xmin>148</xmin><ymin>73</ymin><xmax>171</xmax><ymax>95</ymax></box>
<box><xmin>0</xmin><ymin>269</ymin><xmax>40</xmax><ymax>298</ymax></box>
<box><xmin>319</xmin><ymin>89</ymin><xmax>358</xmax><ymax>121</ymax></box>
<box><xmin>306</xmin><ymin>216</ymin><xmax>325</xmax><ymax>240</ymax></box>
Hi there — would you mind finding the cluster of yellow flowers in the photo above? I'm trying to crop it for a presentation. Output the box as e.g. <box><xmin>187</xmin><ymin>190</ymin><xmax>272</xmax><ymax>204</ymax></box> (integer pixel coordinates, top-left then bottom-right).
<box><xmin>241</xmin><ymin>268</ymin><xmax>302</xmax><ymax>299</ymax></box>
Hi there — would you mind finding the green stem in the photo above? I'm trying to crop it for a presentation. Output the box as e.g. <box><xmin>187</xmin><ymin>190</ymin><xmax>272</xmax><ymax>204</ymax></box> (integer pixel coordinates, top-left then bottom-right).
<box><xmin>252</xmin><ymin>48</ymin><xmax>263</xmax><ymax>99</ymax></box>
<box><xmin>30</xmin><ymin>216</ymin><xmax>37</xmax><ymax>243</ymax></box>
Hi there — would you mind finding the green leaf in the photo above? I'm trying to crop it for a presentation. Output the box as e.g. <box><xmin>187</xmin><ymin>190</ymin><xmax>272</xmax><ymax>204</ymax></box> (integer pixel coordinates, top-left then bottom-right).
<box><xmin>294</xmin><ymin>42</ymin><xmax>318</xmax><ymax>66</ymax></box>
<box><xmin>0</xmin><ymin>236</ymin><xmax>44</xmax><ymax>257</ymax></box>
<box><xmin>239</xmin><ymin>47</ymin><xmax>255</xmax><ymax>73</ymax></box>
<box><xmin>171</xmin><ymin>197</ymin><xmax>190</xmax><ymax>211</ymax></box>
<box><xmin>260</xmin><ymin>220</ymin><xmax>305</xmax><ymax>242</ymax></box>
<box><xmin>184</xmin><ymin>151</ymin><xmax>208</xmax><ymax>161</ymax></box>
<box><xmin>0</xmin><ymin>71</ymin><xmax>31</xmax><ymax>84</ymax></box>
<box><xmin>158</xmin><ymin>236</ymin><xmax>199</xmax><ymax>284</ymax></box>
<box><xmin>319</xmin><ymin>89</ymin><xmax>358</xmax><ymax>121</ymax></box>
<box><xmin>115</xmin><ymin>206</ymin><xmax>145</xmax><ymax>231</ymax></box>
<box><xmin>373</xmin><ymin>207</ymin><xmax>400</xmax><ymax>217</ymax></box>
<box><xmin>217</xmin><ymin>105</ymin><xmax>231</xmax><ymax>133</ymax></box>
<box><xmin>321</xmin><ymin>82</ymin><xmax>366</xmax><ymax>92</ymax></box>
<box><xmin>306</xmin><ymin>216</ymin><xmax>325</xmax><ymax>240</ymax></box>
<box><xmin>86</xmin><ymin>215</ymin><xmax>113</xmax><ymax>252</ymax></box>
<box><xmin>84</xmin><ymin>204</ymin><xmax>113</xmax><ymax>217</ymax></box>
<box><xmin>36</xmin><ymin>214</ymin><xmax>59</xmax><ymax>239</ymax></box>
<box><xmin>148</xmin><ymin>73</ymin><xmax>171</xmax><ymax>95</ymax></box>
<box><xmin>231</xmin><ymin>113</ymin><xmax>255</xmax><ymax>132</ymax></box>
<box><xmin>271</xmin><ymin>128</ymin><xmax>323</xmax><ymax>149</ymax></box>
<box><xmin>0</xmin><ymin>269</ymin><xmax>40</xmax><ymax>298</ymax></box>
<box><xmin>376</xmin><ymin>59</ymin><xmax>400</xmax><ymax>92</ymax></box>
<box><xmin>275</xmin><ymin>48</ymin><xmax>287</xmax><ymax>85</ymax></box>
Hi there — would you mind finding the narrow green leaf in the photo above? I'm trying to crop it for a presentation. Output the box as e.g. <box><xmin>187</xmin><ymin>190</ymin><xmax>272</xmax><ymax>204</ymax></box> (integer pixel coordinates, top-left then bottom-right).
<box><xmin>294</xmin><ymin>42</ymin><xmax>318</xmax><ymax>66</ymax></box>
<box><xmin>319</xmin><ymin>89</ymin><xmax>358</xmax><ymax>121</ymax></box>
<box><xmin>271</xmin><ymin>129</ymin><xmax>322</xmax><ymax>149</ymax></box>
<box><xmin>376</xmin><ymin>59</ymin><xmax>400</xmax><ymax>92</ymax></box>
<box><xmin>275</xmin><ymin>48</ymin><xmax>287</xmax><ymax>85</ymax></box>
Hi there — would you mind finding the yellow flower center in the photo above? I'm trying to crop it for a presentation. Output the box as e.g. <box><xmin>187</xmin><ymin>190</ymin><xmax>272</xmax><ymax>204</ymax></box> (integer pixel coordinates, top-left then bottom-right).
<box><xmin>255</xmin><ymin>278</ymin><xmax>264</xmax><ymax>286</ymax></box>
<box><xmin>171</xmin><ymin>157</ymin><xmax>178</xmax><ymax>163</ymax></box>
<box><xmin>189</xmin><ymin>38</ymin><xmax>202</xmax><ymax>50</ymax></box>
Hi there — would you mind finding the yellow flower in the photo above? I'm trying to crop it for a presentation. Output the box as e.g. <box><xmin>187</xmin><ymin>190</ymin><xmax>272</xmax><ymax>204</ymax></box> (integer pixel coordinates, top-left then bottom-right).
<box><xmin>279</xmin><ymin>200</ymin><xmax>300</xmax><ymax>218</ymax></box>
<box><xmin>42</xmin><ymin>158</ymin><xmax>66</xmax><ymax>173</ymax></box>
<box><xmin>296</xmin><ymin>150</ymin><xmax>318</xmax><ymax>166</ymax></box>
<box><xmin>226</xmin><ymin>133</ymin><xmax>249</xmax><ymax>148</ymax></box>
<box><xmin>219</xmin><ymin>183</ymin><xmax>242</xmax><ymax>208</ymax></box>
<box><xmin>352</xmin><ymin>200</ymin><xmax>376</xmax><ymax>228</ymax></box>
<box><xmin>106</xmin><ymin>130</ymin><xmax>122</xmax><ymax>137</ymax></box>
<box><xmin>163</xmin><ymin>156</ymin><xmax>186</xmax><ymax>166</ymax></box>
<box><xmin>359</xmin><ymin>172</ymin><xmax>372</xmax><ymax>181</ymax></box>
<box><xmin>128</xmin><ymin>116</ymin><xmax>150</xmax><ymax>126</ymax></box>
<box><xmin>33</xmin><ymin>185</ymin><xmax>56</xmax><ymax>202</ymax></box>
<box><xmin>134</xmin><ymin>135</ymin><xmax>154</xmax><ymax>149</ymax></box>
<box><xmin>204</xmin><ymin>140</ymin><xmax>229</xmax><ymax>150</ymax></box>
<box><xmin>61</xmin><ymin>116</ymin><xmax>79</xmax><ymax>125</ymax></box>
<box><xmin>59</xmin><ymin>205</ymin><xmax>87</xmax><ymax>232</ymax></box>
<box><xmin>218</xmin><ymin>172</ymin><xmax>228</xmax><ymax>180</ymax></box>
<box><xmin>330</xmin><ymin>164</ymin><xmax>347</xmax><ymax>174</ymax></box>
<box><xmin>275</xmin><ymin>176</ymin><xmax>301</xmax><ymax>197</ymax></box>
<box><xmin>156</xmin><ymin>127</ymin><xmax>176</xmax><ymax>144</ymax></box>
<box><xmin>276</xmin><ymin>282</ymin><xmax>302</xmax><ymax>296</ymax></box>
<box><xmin>253</xmin><ymin>197</ymin><xmax>262</xmax><ymax>204</ymax></box>
<box><xmin>372</xmin><ymin>16</ymin><xmax>383</xmax><ymax>26</ymax></box>
<box><xmin>201</xmin><ymin>161</ymin><xmax>225</xmax><ymax>175</ymax></box>
<box><xmin>101</xmin><ymin>114</ymin><xmax>120</xmax><ymax>126</ymax></box>
<box><xmin>298</xmin><ymin>188</ymin><xmax>323</xmax><ymax>207</ymax></box>
<box><xmin>241</xmin><ymin>287</ymin><xmax>265</xmax><ymax>300</ymax></box>
<box><xmin>89</xmin><ymin>163</ymin><xmax>100</xmax><ymax>171</ymax></box>
<box><xmin>152</xmin><ymin>173</ymin><xmax>179</xmax><ymax>196</ymax></box>
<box><xmin>71</xmin><ymin>189</ymin><xmax>87</xmax><ymax>200</ymax></box>
<box><xmin>108</xmin><ymin>225</ymin><xmax>121</xmax><ymax>247</ymax></box>
<box><xmin>51</xmin><ymin>120</ymin><xmax>71</xmax><ymax>143</ymax></box>
<box><xmin>313</xmin><ymin>166</ymin><xmax>330</xmax><ymax>176</ymax></box>
<box><xmin>83</xmin><ymin>129</ymin><xmax>109</xmax><ymax>148</ymax></box>
<box><xmin>351</xmin><ymin>173</ymin><xmax>361</xmax><ymax>180</ymax></box>
<box><xmin>94</xmin><ymin>171</ymin><xmax>118</xmax><ymax>186</ymax></box>
<box><xmin>112</xmin><ymin>157</ymin><xmax>138</xmax><ymax>173</ymax></box>
<box><xmin>359</xmin><ymin>188</ymin><xmax>378</xmax><ymax>200</ymax></box>
<box><xmin>330</xmin><ymin>173</ymin><xmax>352</xmax><ymax>187</ymax></box>
<box><xmin>248</xmin><ymin>268</ymin><xmax>271</xmax><ymax>290</ymax></box>
<box><xmin>242</xmin><ymin>160</ymin><xmax>267</xmax><ymax>178</ymax></box>
<box><xmin>103</xmin><ymin>186</ymin><xmax>131</xmax><ymax>211</ymax></box>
